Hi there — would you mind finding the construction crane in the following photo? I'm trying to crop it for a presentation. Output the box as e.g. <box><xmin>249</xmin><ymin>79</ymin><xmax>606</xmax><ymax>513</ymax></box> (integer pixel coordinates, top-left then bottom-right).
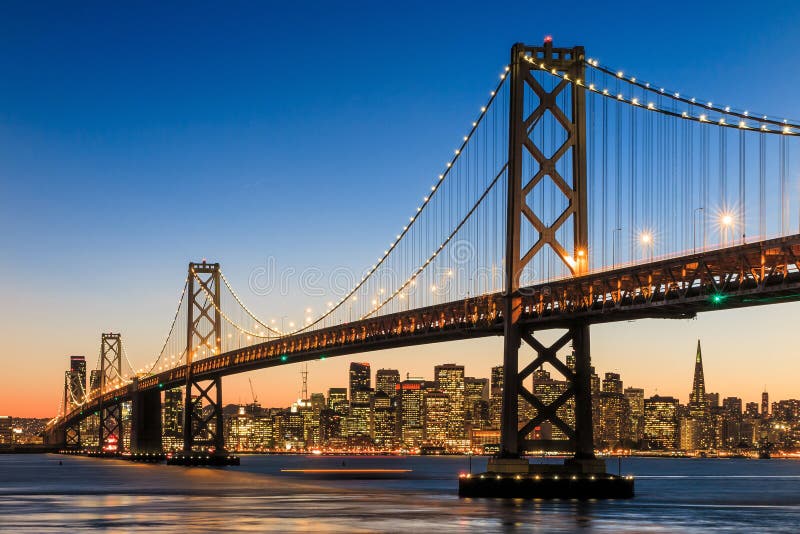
<box><xmin>248</xmin><ymin>378</ymin><xmax>259</xmax><ymax>415</ymax></box>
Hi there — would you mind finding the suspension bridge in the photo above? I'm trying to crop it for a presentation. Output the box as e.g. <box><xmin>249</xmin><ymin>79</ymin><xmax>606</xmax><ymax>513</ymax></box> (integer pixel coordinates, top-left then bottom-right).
<box><xmin>45</xmin><ymin>40</ymin><xmax>800</xmax><ymax>496</ymax></box>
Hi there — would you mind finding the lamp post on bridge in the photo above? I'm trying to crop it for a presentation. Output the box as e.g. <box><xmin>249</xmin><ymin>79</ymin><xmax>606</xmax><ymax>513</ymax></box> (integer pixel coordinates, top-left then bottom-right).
<box><xmin>612</xmin><ymin>227</ymin><xmax>622</xmax><ymax>268</ymax></box>
<box><xmin>693</xmin><ymin>207</ymin><xmax>704</xmax><ymax>253</ymax></box>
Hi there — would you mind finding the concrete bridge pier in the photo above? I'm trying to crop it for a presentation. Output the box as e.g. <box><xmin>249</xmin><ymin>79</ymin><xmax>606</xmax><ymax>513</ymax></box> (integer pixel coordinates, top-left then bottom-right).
<box><xmin>130</xmin><ymin>382</ymin><xmax>163</xmax><ymax>454</ymax></box>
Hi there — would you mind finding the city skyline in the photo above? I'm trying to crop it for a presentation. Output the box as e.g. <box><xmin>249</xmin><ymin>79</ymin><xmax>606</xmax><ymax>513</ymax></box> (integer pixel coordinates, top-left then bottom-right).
<box><xmin>21</xmin><ymin>337</ymin><xmax>791</xmax><ymax>454</ymax></box>
<box><xmin>4</xmin><ymin>3</ymin><xmax>800</xmax><ymax>418</ymax></box>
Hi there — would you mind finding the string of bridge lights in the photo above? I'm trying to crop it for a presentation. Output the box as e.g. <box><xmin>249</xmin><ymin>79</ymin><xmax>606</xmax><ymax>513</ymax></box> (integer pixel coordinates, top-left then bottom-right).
<box><xmin>245</xmin><ymin>65</ymin><xmax>512</xmax><ymax>336</ymax></box>
<box><xmin>137</xmin><ymin>277</ymin><xmax>189</xmax><ymax>376</ymax></box>
<box><xmin>220</xmin><ymin>272</ymin><xmax>283</xmax><ymax>336</ymax></box>
<box><xmin>362</xmin><ymin>163</ymin><xmax>508</xmax><ymax>320</ymax></box>
<box><xmin>524</xmin><ymin>55</ymin><xmax>800</xmax><ymax>136</ymax></box>
<box><xmin>191</xmin><ymin>271</ymin><xmax>277</xmax><ymax>343</ymax></box>
<box><xmin>583</xmin><ymin>57</ymin><xmax>800</xmax><ymax>130</ymax></box>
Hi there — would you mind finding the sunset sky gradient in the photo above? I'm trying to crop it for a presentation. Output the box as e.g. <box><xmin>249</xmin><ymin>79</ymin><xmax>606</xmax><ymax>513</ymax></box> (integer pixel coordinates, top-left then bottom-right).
<box><xmin>2</xmin><ymin>1</ymin><xmax>800</xmax><ymax>417</ymax></box>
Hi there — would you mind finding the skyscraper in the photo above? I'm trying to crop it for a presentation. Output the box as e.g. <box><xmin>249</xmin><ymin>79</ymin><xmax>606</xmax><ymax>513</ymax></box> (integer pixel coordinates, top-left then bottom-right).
<box><xmin>532</xmin><ymin>368</ymin><xmax>572</xmax><ymax>441</ymax></box>
<box><xmin>434</xmin><ymin>364</ymin><xmax>465</xmax><ymax>439</ymax></box>
<box><xmin>349</xmin><ymin>362</ymin><xmax>371</xmax><ymax>403</ymax></box>
<box><xmin>89</xmin><ymin>370</ymin><xmax>101</xmax><ymax>394</ymax></box>
<box><xmin>70</xmin><ymin>356</ymin><xmax>87</xmax><ymax>399</ymax></box>
<box><xmin>624</xmin><ymin>387</ymin><xmax>645</xmax><ymax>445</ymax></box>
<box><xmin>644</xmin><ymin>395</ymin><xmax>679</xmax><ymax>449</ymax></box>
<box><xmin>761</xmin><ymin>389</ymin><xmax>769</xmax><ymax>417</ymax></box>
<box><xmin>687</xmin><ymin>340</ymin><xmax>711</xmax><ymax>449</ymax></box>
<box><xmin>689</xmin><ymin>340</ymin><xmax>706</xmax><ymax>407</ymax></box>
<box><xmin>464</xmin><ymin>377</ymin><xmax>489</xmax><ymax>429</ymax></box>
<box><xmin>423</xmin><ymin>390</ymin><xmax>449</xmax><ymax>445</ymax></box>
<box><xmin>397</xmin><ymin>378</ymin><xmax>424</xmax><ymax>446</ymax></box>
<box><xmin>327</xmin><ymin>388</ymin><xmax>348</xmax><ymax>414</ymax></box>
<box><xmin>163</xmin><ymin>388</ymin><xmax>183</xmax><ymax>450</ymax></box>
<box><xmin>599</xmin><ymin>372</ymin><xmax>628</xmax><ymax>446</ymax></box>
<box><xmin>371</xmin><ymin>391</ymin><xmax>396</xmax><ymax>448</ymax></box>
<box><xmin>490</xmin><ymin>365</ymin><xmax>503</xmax><ymax>429</ymax></box>
<box><xmin>376</xmin><ymin>369</ymin><xmax>400</xmax><ymax>401</ymax></box>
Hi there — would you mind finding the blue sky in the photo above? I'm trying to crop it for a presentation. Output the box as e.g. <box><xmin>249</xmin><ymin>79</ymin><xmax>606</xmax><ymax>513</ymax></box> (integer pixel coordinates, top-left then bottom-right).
<box><xmin>2</xmin><ymin>1</ymin><xmax>800</xmax><ymax>415</ymax></box>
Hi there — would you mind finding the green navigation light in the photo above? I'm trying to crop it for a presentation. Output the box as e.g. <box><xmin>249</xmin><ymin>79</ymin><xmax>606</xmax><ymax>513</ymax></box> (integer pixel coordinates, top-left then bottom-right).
<box><xmin>711</xmin><ymin>294</ymin><xmax>724</xmax><ymax>304</ymax></box>
<box><xmin>281</xmin><ymin>355</ymin><xmax>288</xmax><ymax>362</ymax></box>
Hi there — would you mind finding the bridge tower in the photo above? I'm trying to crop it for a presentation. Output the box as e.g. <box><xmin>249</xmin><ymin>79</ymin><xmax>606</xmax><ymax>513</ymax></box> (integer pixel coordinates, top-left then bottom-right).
<box><xmin>495</xmin><ymin>40</ymin><xmax>599</xmax><ymax>470</ymax></box>
<box><xmin>182</xmin><ymin>261</ymin><xmax>226</xmax><ymax>454</ymax></box>
<box><xmin>62</xmin><ymin>373</ymin><xmax>82</xmax><ymax>448</ymax></box>
<box><xmin>98</xmin><ymin>333</ymin><xmax>124</xmax><ymax>453</ymax></box>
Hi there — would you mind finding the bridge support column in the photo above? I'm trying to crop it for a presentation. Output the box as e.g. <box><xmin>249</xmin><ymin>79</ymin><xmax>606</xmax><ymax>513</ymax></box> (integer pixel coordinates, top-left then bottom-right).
<box><xmin>463</xmin><ymin>39</ymin><xmax>631</xmax><ymax>498</ymax></box>
<box><xmin>65</xmin><ymin>421</ymin><xmax>81</xmax><ymax>449</ymax></box>
<box><xmin>182</xmin><ymin>376</ymin><xmax>225</xmax><ymax>454</ymax></box>
<box><xmin>170</xmin><ymin>262</ymin><xmax>237</xmax><ymax>466</ymax></box>
<box><xmin>99</xmin><ymin>401</ymin><xmax>123</xmax><ymax>454</ymax></box>
<box><xmin>97</xmin><ymin>333</ymin><xmax>124</xmax><ymax>454</ymax></box>
<box><xmin>131</xmin><ymin>384</ymin><xmax>163</xmax><ymax>454</ymax></box>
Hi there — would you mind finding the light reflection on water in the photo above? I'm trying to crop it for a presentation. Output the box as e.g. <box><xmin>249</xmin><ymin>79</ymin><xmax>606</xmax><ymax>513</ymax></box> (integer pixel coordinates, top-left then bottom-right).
<box><xmin>1</xmin><ymin>454</ymin><xmax>799</xmax><ymax>532</ymax></box>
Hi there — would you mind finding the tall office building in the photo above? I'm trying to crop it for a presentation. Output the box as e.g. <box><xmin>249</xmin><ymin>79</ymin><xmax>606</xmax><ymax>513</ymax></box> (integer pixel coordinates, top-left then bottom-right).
<box><xmin>591</xmin><ymin>367</ymin><xmax>602</xmax><ymax>447</ymax></box>
<box><xmin>761</xmin><ymin>389</ymin><xmax>769</xmax><ymax>417</ymax></box>
<box><xmin>70</xmin><ymin>356</ymin><xmax>87</xmax><ymax>399</ymax></box>
<box><xmin>423</xmin><ymin>390</ymin><xmax>449</xmax><ymax>445</ymax></box>
<box><xmin>89</xmin><ymin>370</ymin><xmax>101</xmax><ymax>394</ymax></box>
<box><xmin>434</xmin><ymin>364</ymin><xmax>465</xmax><ymax>439</ymax></box>
<box><xmin>599</xmin><ymin>373</ymin><xmax>628</xmax><ymax>446</ymax></box>
<box><xmin>689</xmin><ymin>340</ymin><xmax>707</xmax><ymax>406</ymax></box>
<box><xmin>489</xmin><ymin>365</ymin><xmax>503</xmax><ymax>428</ymax></box>
<box><xmin>163</xmin><ymin>388</ymin><xmax>183</xmax><ymax>450</ymax></box>
<box><xmin>397</xmin><ymin>379</ymin><xmax>424</xmax><ymax>446</ymax></box>
<box><xmin>706</xmin><ymin>392</ymin><xmax>720</xmax><ymax>408</ymax></box>
<box><xmin>624</xmin><ymin>387</ymin><xmax>645</xmax><ymax>445</ymax></box>
<box><xmin>349</xmin><ymin>362</ymin><xmax>371</xmax><ymax>403</ymax></box>
<box><xmin>464</xmin><ymin>377</ymin><xmax>489</xmax><ymax>428</ymax></box>
<box><xmin>376</xmin><ymin>369</ymin><xmax>400</xmax><ymax>401</ymax></box>
<box><xmin>687</xmin><ymin>340</ymin><xmax>711</xmax><ymax>449</ymax></box>
<box><xmin>327</xmin><ymin>388</ymin><xmax>348</xmax><ymax>414</ymax></box>
<box><xmin>532</xmin><ymin>368</ymin><xmax>573</xmax><ymax>441</ymax></box>
<box><xmin>644</xmin><ymin>395</ymin><xmax>679</xmax><ymax>449</ymax></box>
<box><xmin>371</xmin><ymin>391</ymin><xmax>396</xmax><ymax>448</ymax></box>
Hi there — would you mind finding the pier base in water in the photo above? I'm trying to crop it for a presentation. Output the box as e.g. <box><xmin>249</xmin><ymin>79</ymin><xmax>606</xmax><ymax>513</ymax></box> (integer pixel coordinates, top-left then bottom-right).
<box><xmin>459</xmin><ymin>458</ymin><xmax>634</xmax><ymax>499</ymax></box>
<box><xmin>166</xmin><ymin>453</ymin><xmax>240</xmax><ymax>466</ymax></box>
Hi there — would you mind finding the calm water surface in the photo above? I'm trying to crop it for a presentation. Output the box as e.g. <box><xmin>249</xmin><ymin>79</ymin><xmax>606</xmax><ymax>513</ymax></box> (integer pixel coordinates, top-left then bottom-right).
<box><xmin>1</xmin><ymin>454</ymin><xmax>799</xmax><ymax>532</ymax></box>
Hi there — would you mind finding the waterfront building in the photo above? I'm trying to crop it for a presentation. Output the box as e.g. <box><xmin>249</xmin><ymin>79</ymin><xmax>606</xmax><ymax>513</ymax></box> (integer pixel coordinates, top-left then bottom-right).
<box><xmin>532</xmin><ymin>368</ymin><xmax>573</xmax><ymax>441</ymax></box>
<box><xmin>70</xmin><ymin>355</ymin><xmax>87</xmax><ymax>400</ymax></box>
<box><xmin>423</xmin><ymin>389</ymin><xmax>449</xmax><ymax>445</ymax></box>
<box><xmin>599</xmin><ymin>372</ymin><xmax>628</xmax><ymax>447</ymax></box>
<box><xmin>721</xmin><ymin>397</ymin><xmax>744</xmax><ymax>449</ymax></box>
<box><xmin>0</xmin><ymin>416</ymin><xmax>12</xmax><ymax>446</ymax></box>
<box><xmin>163</xmin><ymin>388</ymin><xmax>183</xmax><ymax>450</ymax></box>
<box><xmin>624</xmin><ymin>387</ymin><xmax>645</xmax><ymax>445</ymax></box>
<box><xmin>489</xmin><ymin>365</ymin><xmax>503</xmax><ymax>428</ymax></box>
<box><xmin>679</xmin><ymin>417</ymin><xmax>702</xmax><ymax>451</ymax></box>
<box><xmin>371</xmin><ymin>391</ymin><xmax>396</xmax><ymax>448</ymax></box>
<box><xmin>434</xmin><ymin>364</ymin><xmax>465</xmax><ymax>439</ymax></box>
<box><xmin>643</xmin><ymin>395</ymin><xmax>679</xmax><ymax>449</ymax></box>
<box><xmin>397</xmin><ymin>378</ymin><xmax>424</xmax><ymax>446</ymax></box>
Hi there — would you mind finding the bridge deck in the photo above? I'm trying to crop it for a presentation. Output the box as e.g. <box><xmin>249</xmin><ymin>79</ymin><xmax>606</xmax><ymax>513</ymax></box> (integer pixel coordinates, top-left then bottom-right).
<box><xmin>52</xmin><ymin>235</ymin><xmax>800</xmax><ymax>431</ymax></box>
